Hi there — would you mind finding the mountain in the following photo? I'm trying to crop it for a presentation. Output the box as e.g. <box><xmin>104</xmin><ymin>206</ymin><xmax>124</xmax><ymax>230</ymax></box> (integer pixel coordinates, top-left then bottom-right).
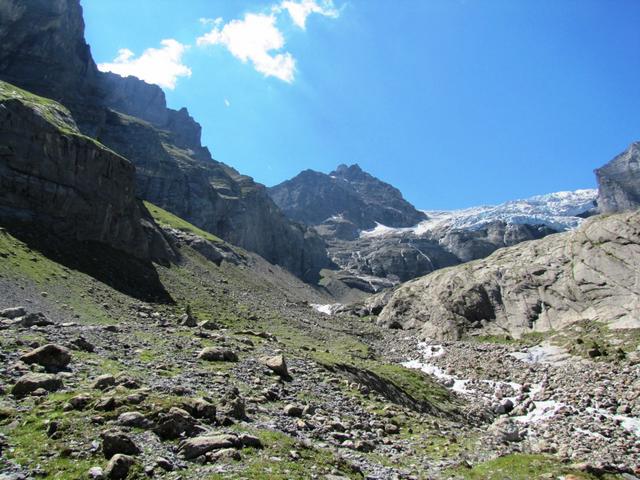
<box><xmin>0</xmin><ymin>80</ymin><xmax>173</xmax><ymax>263</ymax></box>
<box><xmin>596</xmin><ymin>141</ymin><xmax>640</xmax><ymax>213</ymax></box>
<box><xmin>366</xmin><ymin>208</ymin><xmax>640</xmax><ymax>339</ymax></box>
<box><xmin>269</xmin><ymin>164</ymin><xmax>427</xmax><ymax>232</ymax></box>
<box><xmin>0</xmin><ymin>0</ymin><xmax>329</xmax><ymax>282</ymax></box>
<box><xmin>324</xmin><ymin>189</ymin><xmax>596</xmax><ymax>296</ymax></box>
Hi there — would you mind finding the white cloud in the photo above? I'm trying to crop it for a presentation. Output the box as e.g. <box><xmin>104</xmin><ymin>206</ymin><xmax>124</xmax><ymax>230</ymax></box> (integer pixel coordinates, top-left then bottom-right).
<box><xmin>278</xmin><ymin>0</ymin><xmax>338</xmax><ymax>29</ymax></box>
<box><xmin>97</xmin><ymin>39</ymin><xmax>192</xmax><ymax>90</ymax></box>
<box><xmin>197</xmin><ymin>1</ymin><xmax>339</xmax><ymax>83</ymax></box>
<box><xmin>197</xmin><ymin>13</ymin><xmax>295</xmax><ymax>82</ymax></box>
<box><xmin>224</xmin><ymin>98</ymin><xmax>231</xmax><ymax>107</ymax></box>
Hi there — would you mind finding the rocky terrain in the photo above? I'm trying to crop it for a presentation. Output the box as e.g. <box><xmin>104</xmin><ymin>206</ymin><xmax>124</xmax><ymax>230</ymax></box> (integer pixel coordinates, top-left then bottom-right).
<box><xmin>363</xmin><ymin>209</ymin><xmax>640</xmax><ymax>340</ymax></box>
<box><xmin>0</xmin><ymin>0</ymin><xmax>329</xmax><ymax>282</ymax></box>
<box><xmin>1</xmin><ymin>203</ymin><xmax>638</xmax><ymax>480</ymax></box>
<box><xmin>0</xmin><ymin>1</ymin><xmax>639</xmax><ymax>479</ymax></box>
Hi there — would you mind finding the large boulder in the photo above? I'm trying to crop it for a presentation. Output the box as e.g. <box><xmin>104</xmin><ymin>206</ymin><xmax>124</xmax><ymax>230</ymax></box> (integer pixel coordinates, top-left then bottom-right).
<box><xmin>20</xmin><ymin>344</ymin><xmax>71</xmax><ymax>370</ymax></box>
<box><xmin>177</xmin><ymin>434</ymin><xmax>239</xmax><ymax>459</ymax></box>
<box><xmin>12</xmin><ymin>373</ymin><xmax>63</xmax><ymax>396</ymax></box>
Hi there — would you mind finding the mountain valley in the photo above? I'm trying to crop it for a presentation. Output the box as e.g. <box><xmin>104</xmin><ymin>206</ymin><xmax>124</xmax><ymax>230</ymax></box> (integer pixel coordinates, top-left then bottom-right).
<box><xmin>0</xmin><ymin>2</ymin><xmax>639</xmax><ymax>480</ymax></box>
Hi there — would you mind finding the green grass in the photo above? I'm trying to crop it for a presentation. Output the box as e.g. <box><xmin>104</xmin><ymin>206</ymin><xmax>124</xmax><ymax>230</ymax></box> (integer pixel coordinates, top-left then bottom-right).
<box><xmin>144</xmin><ymin>201</ymin><xmax>223</xmax><ymax>243</ymax></box>
<box><xmin>204</xmin><ymin>428</ymin><xmax>363</xmax><ymax>480</ymax></box>
<box><xmin>0</xmin><ymin>392</ymin><xmax>104</xmax><ymax>479</ymax></box>
<box><xmin>447</xmin><ymin>453</ymin><xmax>624</xmax><ymax>479</ymax></box>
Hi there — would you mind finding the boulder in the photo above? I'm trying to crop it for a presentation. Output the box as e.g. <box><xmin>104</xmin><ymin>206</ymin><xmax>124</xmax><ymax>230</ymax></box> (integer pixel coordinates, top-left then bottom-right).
<box><xmin>19</xmin><ymin>312</ymin><xmax>53</xmax><ymax>327</ymax></box>
<box><xmin>154</xmin><ymin>407</ymin><xmax>201</xmax><ymax>440</ymax></box>
<box><xmin>198</xmin><ymin>347</ymin><xmax>238</xmax><ymax>362</ymax></box>
<box><xmin>20</xmin><ymin>344</ymin><xmax>71</xmax><ymax>370</ymax></box>
<box><xmin>12</xmin><ymin>373</ymin><xmax>62</xmax><ymax>396</ymax></box>
<box><xmin>261</xmin><ymin>354</ymin><xmax>289</xmax><ymax>378</ymax></box>
<box><xmin>0</xmin><ymin>306</ymin><xmax>26</xmax><ymax>319</ymax></box>
<box><xmin>92</xmin><ymin>374</ymin><xmax>116</xmax><ymax>390</ymax></box>
<box><xmin>101</xmin><ymin>429</ymin><xmax>141</xmax><ymax>459</ymax></box>
<box><xmin>178</xmin><ymin>434</ymin><xmax>239</xmax><ymax>459</ymax></box>
<box><xmin>104</xmin><ymin>454</ymin><xmax>134</xmax><ymax>480</ymax></box>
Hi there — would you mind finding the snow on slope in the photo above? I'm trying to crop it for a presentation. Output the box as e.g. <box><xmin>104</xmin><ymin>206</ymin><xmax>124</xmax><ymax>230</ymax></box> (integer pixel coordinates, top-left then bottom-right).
<box><xmin>361</xmin><ymin>189</ymin><xmax>598</xmax><ymax>238</ymax></box>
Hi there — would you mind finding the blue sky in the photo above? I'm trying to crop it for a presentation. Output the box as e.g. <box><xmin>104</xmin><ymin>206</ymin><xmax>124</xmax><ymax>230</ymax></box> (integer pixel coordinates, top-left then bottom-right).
<box><xmin>82</xmin><ymin>0</ymin><xmax>640</xmax><ymax>210</ymax></box>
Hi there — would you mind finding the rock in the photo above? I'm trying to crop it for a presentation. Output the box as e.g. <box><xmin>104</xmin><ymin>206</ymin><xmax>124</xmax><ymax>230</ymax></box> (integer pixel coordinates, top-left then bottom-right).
<box><xmin>179</xmin><ymin>313</ymin><xmax>197</xmax><ymax>327</ymax></box>
<box><xmin>182</xmin><ymin>398</ymin><xmax>216</xmax><ymax>422</ymax></box>
<box><xmin>0</xmin><ymin>80</ymin><xmax>171</xmax><ymax>262</ymax></box>
<box><xmin>238</xmin><ymin>434</ymin><xmax>262</xmax><ymax>449</ymax></box>
<box><xmin>199</xmin><ymin>320</ymin><xmax>220</xmax><ymax>330</ymax></box>
<box><xmin>66</xmin><ymin>394</ymin><xmax>91</xmax><ymax>411</ymax></box>
<box><xmin>269</xmin><ymin>164</ymin><xmax>426</xmax><ymax>231</ymax></box>
<box><xmin>101</xmin><ymin>430</ymin><xmax>141</xmax><ymax>459</ymax></box>
<box><xmin>19</xmin><ymin>312</ymin><xmax>53</xmax><ymax>327</ymax></box>
<box><xmin>205</xmin><ymin>447</ymin><xmax>241</xmax><ymax>463</ymax></box>
<box><xmin>283</xmin><ymin>404</ymin><xmax>303</xmax><ymax>417</ymax></box>
<box><xmin>20</xmin><ymin>344</ymin><xmax>71</xmax><ymax>370</ymax></box>
<box><xmin>261</xmin><ymin>355</ymin><xmax>289</xmax><ymax>378</ymax></box>
<box><xmin>374</xmin><ymin>210</ymin><xmax>640</xmax><ymax>338</ymax></box>
<box><xmin>489</xmin><ymin>418</ymin><xmax>522</xmax><ymax>443</ymax></box>
<box><xmin>92</xmin><ymin>374</ymin><xmax>116</xmax><ymax>390</ymax></box>
<box><xmin>104</xmin><ymin>454</ymin><xmax>135</xmax><ymax>479</ymax></box>
<box><xmin>0</xmin><ymin>306</ymin><xmax>26</xmax><ymax>319</ymax></box>
<box><xmin>87</xmin><ymin>466</ymin><xmax>105</xmax><ymax>479</ymax></box>
<box><xmin>178</xmin><ymin>434</ymin><xmax>239</xmax><ymax>459</ymax></box>
<box><xmin>70</xmin><ymin>336</ymin><xmax>95</xmax><ymax>352</ymax></box>
<box><xmin>197</xmin><ymin>347</ymin><xmax>238</xmax><ymax>362</ymax></box>
<box><xmin>596</xmin><ymin>142</ymin><xmax>640</xmax><ymax>213</ymax></box>
<box><xmin>117</xmin><ymin>412</ymin><xmax>150</xmax><ymax>429</ymax></box>
<box><xmin>154</xmin><ymin>407</ymin><xmax>201</xmax><ymax>440</ymax></box>
<box><xmin>12</xmin><ymin>373</ymin><xmax>62</xmax><ymax>396</ymax></box>
<box><xmin>155</xmin><ymin>457</ymin><xmax>174</xmax><ymax>471</ymax></box>
<box><xmin>218</xmin><ymin>388</ymin><xmax>246</xmax><ymax>421</ymax></box>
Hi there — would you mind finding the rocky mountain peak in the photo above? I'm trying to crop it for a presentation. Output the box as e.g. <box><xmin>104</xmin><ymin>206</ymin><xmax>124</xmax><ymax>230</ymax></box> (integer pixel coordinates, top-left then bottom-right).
<box><xmin>596</xmin><ymin>141</ymin><xmax>640</xmax><ymax>213</ymax></box>
<box><xmin>269</xmin><ymin>164</ymin><xmax>427</xmax><ymax>230</ymax></box>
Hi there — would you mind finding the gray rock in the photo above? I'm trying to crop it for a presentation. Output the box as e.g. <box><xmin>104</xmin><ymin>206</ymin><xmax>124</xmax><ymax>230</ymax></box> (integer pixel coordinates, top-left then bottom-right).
<box><xmin>154</xmin><ymin>407</ymin><xmax>201</xmax><ymax>440</ymax></box>
<box><xmin>283</xmin><ymin>404</ymin><xmax>303</xmax><ymax>417</ymax></box>
<box><xmin>92</xmin><ymin>375</ymin><xmax>116</xmax><ymax>390</ymax></box>
<box><xmin>20</xmin><ymin>344</ymin><xmax>71</xmax><ymax>370</ymax></box>
<box><xmin>12</xmin><ymin>373</ymin><xmax>62</xmax><ymax>396</ymax></box>
<box><xmin>104</xmin><ymin>454</ymin><xmax>134</xmax><ymax>479</ymax></box>
<box><xmin>178</xmin><ymin>434</ymin><xmax>239</xmax><ymax>459</ymax></box>
<box><xmin>596</xmin><ymin>142</ymin><xmax>640</xmax><ymax>213</ymax></box>
<box><xmin>197</xmin><ymin>347</ymin><xmax>238</xmax><ymax>362</ymax></box>
<box><xmin>0</xmin><ymin>307</ymin><xmax>25</xmax><ymax>319</ymax></box>
<box><xmin>101</xmin><ymin>429</ymin><xmax>140</xmax><ymax>459</ymax></box>
<box><xmin>374</xmin><ymin>211</ymin><xmax>640</xmax><ymax>338</ymax></box>
<box><xmin>261</xmin><ymin>354</ymin><xmax>289</xmax><ymax>378</ymax></box>
<box><xmin>116</xmin><ymin>412</ymin><xmax>150</xmax><ymax>429</ymax></box>
<box><xmin>19</xmin><ymin>312</ymin><xmax>53</xmax><ymax>327</ymax></box>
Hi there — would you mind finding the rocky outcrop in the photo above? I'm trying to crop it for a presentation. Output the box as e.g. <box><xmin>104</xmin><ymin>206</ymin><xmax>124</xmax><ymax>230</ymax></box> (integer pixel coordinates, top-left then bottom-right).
<box><xmin>0</xmin><ymin>81</ymin><xmax>171</xmax><ymax>260</ymax></box>
<box><xmin>596</xmin><ymin>142</ymin><xmax>640</xmax><ymax>213</ymax></box>
<box><xmin>371</xmin><ymin>211</ymin><xmax>640</xmax><ymax>339</ymax></box>
<box><xmin>269</xmin><ymin>164</ymin><xmax>427</xmax><ymax>230</ymax></box>
<box><xmin>0</xmin><ymin>0</ymin><xmax>329</xmax><ymax>281</ymax></box>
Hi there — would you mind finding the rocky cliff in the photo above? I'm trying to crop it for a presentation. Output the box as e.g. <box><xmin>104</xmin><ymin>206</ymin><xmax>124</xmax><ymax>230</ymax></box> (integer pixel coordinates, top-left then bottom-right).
<box><xmin>269</xmin><ymin>164</ymin><xmax>427</xmax><ymax>231</ymax></box>
<box><xmin>596</xmin><ymin>142</ymin><xmax>640</xmax><ymax>213</ymax></box>
<box><xmin>0</xmin><ymin>81</ymin><xmax>171</xmax><ymax>261</ymax></box>
<box><xmin>0</xmin><ymin>0</ymin><xmax>329</xmax><ymax>282</ymax></box>
<box><xmin>368</xmin><ymin>210</ymin><xmax>640</xmax><ymax>339</ymax></box>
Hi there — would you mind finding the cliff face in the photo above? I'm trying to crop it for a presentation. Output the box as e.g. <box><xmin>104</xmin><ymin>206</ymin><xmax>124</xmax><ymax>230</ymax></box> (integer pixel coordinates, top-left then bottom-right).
<box><xmin>269</xmin><ymin>164</ymin><xmax>427</xmax><ymax>230</ymax></box>
<box><xmin>369</xmin><ymin>210</ymin><xmax>640</xmax><ymax>339</ymax></box>
<box><xmin>0</xmin><ymin>0</ymin><xmax>329</xmax><ymax>281</ymax></box>
<box><xmin>0</xmin><ymin>81</ymin><xmax>171</xmax><ymax>260</ymax></box>
<box><xmin>596</xmin><ymin>142</ymin><xmax>640</xmax><ymax>213</ymax></box>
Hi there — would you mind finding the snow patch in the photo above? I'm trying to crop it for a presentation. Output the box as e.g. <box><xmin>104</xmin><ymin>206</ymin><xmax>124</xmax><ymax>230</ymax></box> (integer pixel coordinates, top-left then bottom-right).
<box><xmin>311</xmin><ymin>303</ymin><xmax>341</xmax><ymax>315</ymax></box>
